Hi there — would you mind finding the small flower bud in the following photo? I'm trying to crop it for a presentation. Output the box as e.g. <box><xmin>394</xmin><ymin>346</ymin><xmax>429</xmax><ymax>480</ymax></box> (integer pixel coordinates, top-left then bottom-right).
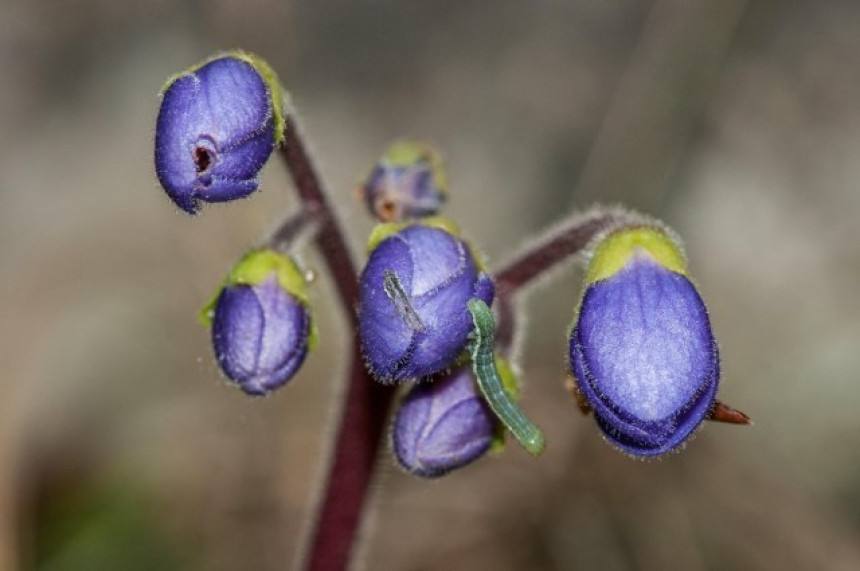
<box><xmin>392</xmin><ymin>367</ymin><xmax>494</xmax><ymax>478</ymax></box>
<box><xmin>359</xmin><ymin>140</ymin><xmax>447</xmax><ymax>222</ymax></box>
<box><xmin>155</xmin><ymin>52</ymin><xmax>285</xmax><ymax>214</ymax></box>
<box><xmin>569</xmin><ymin>227</ymin><xmax>719</xmax><ymax>456</ymax></box>
<box><xmin>203</xmin><ymin>250</ymin><xmax>314</xmax><ymax>396</ymax></box>
<box><xmin>358</xmin><ymin>218</ymin><xmax>494</xmax><ymax>382</ymax></box>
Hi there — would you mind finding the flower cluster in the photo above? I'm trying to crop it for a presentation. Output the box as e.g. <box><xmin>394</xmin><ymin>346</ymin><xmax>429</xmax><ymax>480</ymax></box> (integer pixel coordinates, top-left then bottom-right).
<box><xmin>154</xmin><ymin>52</ymin><xmax>743</xmax><ymax>485</ymax></box>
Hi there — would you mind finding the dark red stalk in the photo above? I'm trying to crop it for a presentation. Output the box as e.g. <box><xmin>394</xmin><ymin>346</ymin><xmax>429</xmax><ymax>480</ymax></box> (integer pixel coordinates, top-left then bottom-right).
<box><xmin>278</xmin><ymin>116</ymin><xmax>394</xmax><ymax>571</ymax></box>
<box><xmin>263</xmin><ymin>206</ymin><xmax>324</xmax><ymax>253</ymax></box>
<box><xmin>493</xmin><ymin>210</ymin><xmax>624</xmax><ymax>293</ymax></box>
<box><xmin>492</xmin><ymin>209</ymin><xmax>627</xmax><ymax>352</ymax></box>
<box><xmin>280</xmin><ymin>116</ymin><xmax>361</xmax><ymax>315</ymax></box>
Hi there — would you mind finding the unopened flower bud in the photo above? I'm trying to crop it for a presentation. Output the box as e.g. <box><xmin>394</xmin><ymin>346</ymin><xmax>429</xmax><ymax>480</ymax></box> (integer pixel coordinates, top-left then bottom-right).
<box><xmin>203</xmin><ymin>249</ymin><xmax>314</xmax><ymax>396</ymax></box>
<box><xmin>392</xmin><ymin>367</ymin><xmax>494</xmax><ymax>478</ymax></box>
<box><xmin>569</xmin><ymin>226</ymin><xmax>719</xmax><ymax>456</ymax></box>
<box><xmin>155</xmin><ymin>52</ymin><xmax>285</xmax><ymax>214</ymax></box>
<box><xmin>359</xmin><ymin>140</ymin><xmax>447</xmax><ymax>222</ymax></box>
<box><xmin>359</xmin><ymin>218</ymin><xmax>494</xmax><ymax>382</ymax></box>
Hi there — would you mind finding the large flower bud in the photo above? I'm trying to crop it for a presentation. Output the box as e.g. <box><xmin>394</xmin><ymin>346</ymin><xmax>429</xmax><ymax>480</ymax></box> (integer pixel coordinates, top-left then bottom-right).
<box><xmin>202</xmin><ymin>250</ymin><xmax>314</xmax><ymax>396</ymax></box>
<box><xmin>569</xmin><ymin>227</ymin><xmax>719</xmax><ymax>456</ymax></box>
<box><xmin>155</xmin><ymin>52</ymin><xmax>285</xmax><ymax>214</ymax></box>
<box><xmin>358</xmin><ymin>218</ymin><xmax>494</xmax><ymax>382</ymax></box>
<box><xmin>392</xmin><ymin>366</ymin><xmax>494</xmax><ymax>478</ymax></box>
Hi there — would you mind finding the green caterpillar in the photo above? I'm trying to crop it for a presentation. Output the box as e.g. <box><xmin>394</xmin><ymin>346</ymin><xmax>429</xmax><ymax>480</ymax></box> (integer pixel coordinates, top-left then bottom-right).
<box><xmin>466</xmin><ymin>298</ymin><xmax>545</xmax><ymax>455</ymax></box>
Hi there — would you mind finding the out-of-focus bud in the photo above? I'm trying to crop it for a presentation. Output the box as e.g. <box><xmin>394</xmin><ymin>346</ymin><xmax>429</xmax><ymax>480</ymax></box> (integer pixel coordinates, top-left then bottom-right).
<box><xmin>358</xmin><ymin>218</ymin><xmax>494</xmax><ymax>382</ymax></box>
<box><xmin>358</xmin><ymin>140</ymin><xmax>447</xmax><ymax>222</ymax></box>
<box><xmin>568</xmin><ymin>226</ymin><xmax>719</xmax><ymax>456</ymax></box>
<box><xmin>392</xmin><ymin>366</ymin><xmax>494</xmax><ymax>478</ymax></box>
<box><xmin>155</xmin><ymin>52</ymin><xmax>285</xmax><ymax>214</ymax></box>
<box><xmin>202</xmin><ymin>249</ymin><xmax>314</xmax><ymax>396</ymax></box>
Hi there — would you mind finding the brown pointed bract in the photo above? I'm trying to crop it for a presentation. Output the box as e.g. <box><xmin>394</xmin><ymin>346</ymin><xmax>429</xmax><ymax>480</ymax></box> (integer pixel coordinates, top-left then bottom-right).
<box><xmin>708</xmin><ymin>399</ymin><xmax>752</xmax><ymax>425</ymax></box>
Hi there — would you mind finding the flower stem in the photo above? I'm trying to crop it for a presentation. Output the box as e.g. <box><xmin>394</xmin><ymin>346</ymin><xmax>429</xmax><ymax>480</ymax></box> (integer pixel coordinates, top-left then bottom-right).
<box><xmin>280</xmin><ymin>116</ymin><xmax>360</xmax><ymax>318</ymax></box>
<box><xmin>303</xmin><ymin>348</ymin><xmax>393</xmax><ymax>571</ymax></box>
<box><xmin>277</xmin><ymin>114</ymin><xmax>394</xmax><ymax>571</ymax></box>
<box><xmin>262</xmin><ymin>206</ymin><xmax>324</xmax><ymax>254</ymax></box>
<box><xmin>493</xmin><ymin>207</ymin><xmax>633</xmax><ymax>352</ymax></box>
<box><xmin>493</xmin><ymin>208</ymin><xmax>631</xmax><ymax>293</ymax></box>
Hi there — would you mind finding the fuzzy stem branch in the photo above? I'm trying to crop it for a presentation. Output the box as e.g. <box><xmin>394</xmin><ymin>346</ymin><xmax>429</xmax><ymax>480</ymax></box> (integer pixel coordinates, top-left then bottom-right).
<box><xmin>262</xmin><ymin>206</ymin><xmax>324</xmax><ymax>253</ymax></box>
<box><xmin>280</xmin><ymin>116</ymin><xmax>361</xmax><ymax>318</ymax></box>
<box><xmin>493</xmin><ymin>208</ymin><xmax>635</xmax><ymax>352</ymax></box>
<box><xmin>493</xmin><ymin>208</ymin><xmax>631</xmax><ymax>294</ymax></box>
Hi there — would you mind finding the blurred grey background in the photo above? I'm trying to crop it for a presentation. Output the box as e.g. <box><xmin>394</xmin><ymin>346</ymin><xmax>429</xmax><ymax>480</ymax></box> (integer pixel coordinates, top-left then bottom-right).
<box><xmin>2</xmin><ymin>0</ymin><xmax>860</xmax><ymax>569</ymax></box>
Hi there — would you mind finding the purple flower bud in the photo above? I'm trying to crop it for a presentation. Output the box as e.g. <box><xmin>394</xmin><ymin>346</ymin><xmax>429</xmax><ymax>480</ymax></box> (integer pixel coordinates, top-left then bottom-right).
<box><xmin>360</xmin><ymin>141</ymin><xmax>447</xmax><ymax>222</ymax></box>
<box><xmin>569</xmin><ymin>228</ymin><xmax>719</xmax><ymax>456</ymax></box>
<box><xmin>155</xmin><ymin>53</ymin><xmax>284</xmax><ymax>214</ymax></box>
<box><xmin>359</xmin><ymin>220</ymin><xmax>494</xmax><ymax>382</ymax></box>
<box><xmin>392</xmin><ymin>367</ymin><xmax>494</xmax><ymax>478</ymax></box>
<box><xmin>207</xmin><ymin>250</ymin><xmax>314</xmax><ymax>396</ymax></box>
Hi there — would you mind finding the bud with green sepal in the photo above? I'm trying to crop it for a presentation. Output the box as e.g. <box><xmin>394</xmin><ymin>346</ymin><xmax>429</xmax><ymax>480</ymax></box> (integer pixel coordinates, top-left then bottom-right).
<box><xmin>358</xmin><ymin>140</ymin><xmax>448</xmax><ymax>222</ymax></box>
<box><xmin>569</xmin><ymin>225</ymin><xmax>719</xmax><ymax>456</ymax></box>
<box><xmin>391</xmin><ymin>354</ymin><xmax>522</xmax><ymax>478</ymax></box>
<box><xmin>359</xmin><ymin>217</ymin><xmax>493</xmax><ymax>382</ymax></box>
<box><xmin>155</xmin><ymin>51</ymin><xmax>286</xmax><ymax>214</ymax></box>
<box><xmin>202</xmin><ymin>249</ymin><xmax>316</xmax><ymax>397</ymax></box>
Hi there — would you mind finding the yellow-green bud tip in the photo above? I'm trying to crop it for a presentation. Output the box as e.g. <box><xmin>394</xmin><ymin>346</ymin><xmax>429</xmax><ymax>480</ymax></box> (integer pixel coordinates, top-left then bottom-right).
<box><xmin>586</xmin><ymin>226</ymin><xmax>687</xmax><ymax>284</ymax></box>
<box><xmin>381</xmin><ymin>140</ymin><xmax>448</xmax><ymax>197</ymax></box>
<box><xmin>365</xmin><ymin>216</ymin><xmax>462</xmax><ymax>254</ymax></box>
<box><xmin>199</xmin><ymin>249</ymin><xmax>311</xmax><ymax>326</ymax></box>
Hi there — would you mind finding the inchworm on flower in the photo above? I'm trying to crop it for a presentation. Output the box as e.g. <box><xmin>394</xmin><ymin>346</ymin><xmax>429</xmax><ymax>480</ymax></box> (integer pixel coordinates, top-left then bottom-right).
<box><xmin>467</xmin><ymin>298</ymin><xmax>545</xmax><ymax>455</ymax></box>
<box><xmin>383</xmin><ymin>270</ymin><xmax>425</xmax><ymax>332</ymax></box>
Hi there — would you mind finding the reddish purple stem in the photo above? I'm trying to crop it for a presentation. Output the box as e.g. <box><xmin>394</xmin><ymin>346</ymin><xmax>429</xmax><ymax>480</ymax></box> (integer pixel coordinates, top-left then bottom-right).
<box><xmin>493</xmin><ymin>210</ymin><xmax>628</xmax><ymax>352</ymax></box>
<box><xmin>494</xmin><ymin>210</ymin><xmax>625</xmax><ymax>292</ymax></box>
<box><xmin>279</xmin><ymin>116</ymin><xmax>394</xmax><ymax>571</ymax></box>
<box><xmin>263</xmin><ymin>206</ymin><xmax>323</xmax><ymax>253</ymax></box>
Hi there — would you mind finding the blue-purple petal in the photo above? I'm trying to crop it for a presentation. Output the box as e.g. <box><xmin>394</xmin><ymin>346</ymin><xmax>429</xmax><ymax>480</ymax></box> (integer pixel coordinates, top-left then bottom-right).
<box><xmin>212</xmin><ymin>276</ymin><xmax>310</xmax><ymax>396</ymax></box>
<box><xmin>155</xmin><ymin>57</ymin><xmax>275</xmax><ymax>214</ymax></box>
<box><xmin>392</xmin><ymin>367</ymin><xmax>494</xmax><ymax>477</ymax></box>
<box><xmin>359</xmin><ymin>225</ymin><xmax>489</xmax><ymax>382</ymax></box>
<box><xmin>358</xmin><ymin>236</ymin><xmax>416</xmax><ymax>379</ymax></box>
<box><xmin>570</xmin><ymin>252</ymin><xmax>719</xmax><ymax>455</ymax></box>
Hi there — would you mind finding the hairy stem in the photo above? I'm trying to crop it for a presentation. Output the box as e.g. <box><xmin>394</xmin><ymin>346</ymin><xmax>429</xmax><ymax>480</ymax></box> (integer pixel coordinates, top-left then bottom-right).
<box><xmin>303</xmin><ymin>348</ymin><xmax>393</xmax><ymax>571</ymax></box>
<box><xmin>493</xmin><ymin>208</ymin><xmax>633</xmax><ymax>352</ymax></box>
<box><xmin>263</xmin><ymin>206</ymin><xmax>324</xmax><ymax>253</ymax></box>
<box><xmin>280</xmin><ymin>116</ymin><xmax>361</xmax><ymax>317</ymax></box>
<box><xmin>493</xmin><ymin>208</ymin><xmax>631</xmax><ymax>294</ymax></box>
<box><xmin>277</xmin><ymin>114</ymin><xmax>394</xmax><ymax>571</ymax></box>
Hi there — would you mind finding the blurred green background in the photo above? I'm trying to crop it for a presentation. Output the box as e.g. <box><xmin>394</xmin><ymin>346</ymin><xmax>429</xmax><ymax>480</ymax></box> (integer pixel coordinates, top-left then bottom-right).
<box><xmin>2</xmin><ymin>0</ymin><xmax>860</xmax><ymax>569</ymax></box>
